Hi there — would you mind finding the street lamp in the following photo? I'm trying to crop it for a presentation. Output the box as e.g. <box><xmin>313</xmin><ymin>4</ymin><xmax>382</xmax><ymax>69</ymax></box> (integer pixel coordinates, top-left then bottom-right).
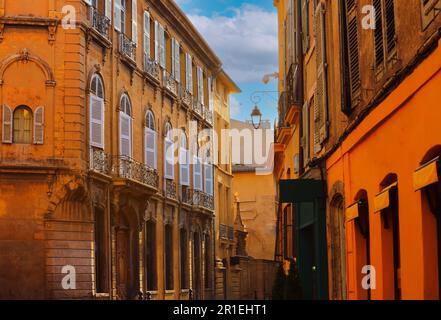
<box><xmin>251</xmin><ymin>105</ymin><xmax>262</xmax><ymax>130</ymax></box>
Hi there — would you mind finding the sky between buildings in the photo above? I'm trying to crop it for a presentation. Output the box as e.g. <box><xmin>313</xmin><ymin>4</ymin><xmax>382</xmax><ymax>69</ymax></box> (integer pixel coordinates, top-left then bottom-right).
<box><xmin>174</xmin><ymin>0</ymin><xmax>279</xmax><ymax>126</ymax></box>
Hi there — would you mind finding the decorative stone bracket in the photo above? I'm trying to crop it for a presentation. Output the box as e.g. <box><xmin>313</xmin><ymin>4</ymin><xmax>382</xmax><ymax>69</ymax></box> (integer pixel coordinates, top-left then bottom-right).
<box><xmin>0</xmin><ymin>16</ymin><xmax>59</xmax><ymax>44</ymax></box>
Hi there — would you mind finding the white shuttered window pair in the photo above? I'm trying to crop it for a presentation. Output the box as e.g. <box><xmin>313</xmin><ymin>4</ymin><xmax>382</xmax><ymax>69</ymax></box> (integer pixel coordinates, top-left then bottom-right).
<box><xmin>2</xmin><ymin>105</ymin><xmax>44</xmax><ymax>144</ymax></box>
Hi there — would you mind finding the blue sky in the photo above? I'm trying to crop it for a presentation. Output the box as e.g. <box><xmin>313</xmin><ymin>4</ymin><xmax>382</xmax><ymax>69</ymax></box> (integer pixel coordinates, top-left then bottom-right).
<box><xmin>175</xmin><ymin>0</ymin><xmax>279</xmax><ymax>125</ymax></box>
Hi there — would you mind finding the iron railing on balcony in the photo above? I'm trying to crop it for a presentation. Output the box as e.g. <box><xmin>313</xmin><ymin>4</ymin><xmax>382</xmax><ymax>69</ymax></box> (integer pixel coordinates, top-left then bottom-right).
<box><xmin>220</xmin><ymin>224</ymin><xmax>228</xmax><ymax>240</ymax></box>
<box><xmin>144</xmin><ymin>55</ymin><xmax>160</xmax><ymax>82</ymax></box>
<box><xmin>112</xmin><ymin>156</ymin><xmax>159</xmax><ymax>189</ymax></box>
<box><xmin>119</xmin><ymin>33</ymin><xmax>136</xmax><ymax>61</ymax></box>
<box><xmin>165</xmin><ymin>179</ymin><xmax>177</xmax><ymax>200</ymax></box>
<box><xmin>204</xmin><ymin>107</ymin><xmax>213</xmax><ymax>126</ymax></box>
<box><xmin>227</xmin><ymin>226</ymin><xmax>235</xmax><ymax>241</ymax></box>
<box><xmin>181</xmin><ymin>185</ymin><xmax>192</xmax><ymax>205</ymax></box>
<box><xmin>193</xmin><ymin>100</ymin><xmax>203</xmax><ymax>117</ymax></box>
<box><xmin>286</xmin><ymin>63</ymin><xmax>301</xmax><ymax>108</ymax></box>
<box><xmin>191</xmin><ymin>190</ymin><xmax>214</xmax><ymax>211</ymax></box>
<box><xmin>90</xmin><ymin>148</ymin><xmax>112</xmax><ymax>176</ymax></box>
<box><xmin>89</xmin><ymin>8</ymin><xmax>111</xmax><ymax>39</ymax></box>
<box><xmin>163</xmin><ymin>70</ymin><xmax>178</xmax><ymax>96</ymax></box>
<box><xmin>179</xmin><ymin>87</ymin><xmax>193</xmax><ymax>108</ymax></box>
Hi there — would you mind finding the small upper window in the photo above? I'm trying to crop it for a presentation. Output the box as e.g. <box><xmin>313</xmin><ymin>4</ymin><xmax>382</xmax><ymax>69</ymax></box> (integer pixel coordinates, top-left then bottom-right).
<box><xmin>120</xmin><ymin>94</ymin><xmax>132</xmax><ymax>116</ymax></box>
<box><xmin>91</xmin><ymin>74</ymin><xmax>104</xmax><ymax>99</ymax></box>
<box><xmin>165</xmin><ymin>122</ymin><xmax>173</xmax><ymax>140</ymax></box>
<box><xmin>146</xmin><ymin>110</ymin><xmax>155</xmax><ymax>131</ymax></box>
<box><xmin>13</xmin><ymin>106</ymin><xmax>33</xmax><ymax>144</ymax></box>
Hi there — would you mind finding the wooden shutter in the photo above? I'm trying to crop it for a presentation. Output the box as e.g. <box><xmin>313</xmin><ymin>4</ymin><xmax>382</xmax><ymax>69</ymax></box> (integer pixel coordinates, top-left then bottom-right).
<box><xmin>345</xmin><ymin>0</ymin><xmax>361</xmax><ymax>107</ymax></box>
<box><xmin>114</xmin><ymin>0</ymin><xmax>122</xmax><ymax>32</ymax></box>
<box><xmin>314</xmin><ymin>2</ymin><xmax>328</xmax><ymax>150</ymax></box>
<box><xmin>33</xmin><ymin>106</ymin><xmax>45</xmax><ymax>145</ymax></box>
<box><xmin>119</xmin><ymin>111</ymin><xmax>131</xmax><ymax>157</ymax></box>
<box><xmin>174</xmin><ymin>39</ymin><xmax>180</xmax><ymax>82</ymax></box>
<box><xmin>131</xmin><ymin>0</ymin><xmax>138</xmax><ymax>44</ymax></box>
<box><xmin>180</xmin><ymin>148</ymin><xmax>190</xmax><ymax>186</ymax></box>
<box><xmin>145</xmin><ymin>128</ymin><xmax>157</xmax><ymax>169</ymax></box>
<box><xmin>164</xmin><ymin>138</ymin><xmax>175</xmax><ymax>179</ymax></box>
<box><xmin>143</xmin><ymin>11</ymin><xmax>150</xmax><ymax>60</ymax></box>
<box><xmin>422</xmin><ymin>0</ymin><xmax>441</xmax><ymax>29</ymax></box>
<box><xmin>154</xmin><ymin>21</ymin><xmax>159</xmax><ymax>62</ymax></box>
<box><xmin>186</xmin><ymin>53</ymin><xmax>193</xmax><ymax>93</ymax></box>
<box><xmin>374</xmin><ymin>0</ymin><xmax>384</xmax><ymax>69</ymax></box>
<box><xmin>105</xmin><ymin>0</ymin><xmax>112</xmax><ymax>23</ymax></box>
<box><xmin>197</xmin><ymin>67</ymin><xmax>203</xmax><ymax>103</ymax></box>
<box><xmin>193</xmin><ymin>156</ymin><xmax>202</xmax><ymax>191</ymax></box>
<box><xmin>159</xmin><ymin>24</ymin><xmax>166</xmax><ymax>68</ymax></box>
<box><xmin>90</xmin><ymin>95</ymin><xmax>104</xmax><ymax>148</ymax></box>
<box><xmin>384</xmin><ymin>0</ymin><xmax>396</xmax><ymax>55</ymax></box>
<box><xmin>2</xmin><ymin>105</ymin><xmax>12</xmax><ymax>144</ymax></box>
<box><xmin>204</xmin><ymin>164</ymin><xmax>213</xmax><ymax>195</ymax></box>
<box><xmin>302</xmin><ymin>101</ymin><xmax>310</xmax><ymax>164</ymax></box>
<box><xmin>172</xmin><ymin>38</ymin><xmax>176</xmax><ymax>78</ymax></box>
<box><xmin>302</xmin><ymin>0</ymin><xmax>310</xmax><ymax>54</ymax></box>
<box><xmin>208</xmin><ymin>77</ymin><xmax>213</xmax><ymax>111</ymax></box>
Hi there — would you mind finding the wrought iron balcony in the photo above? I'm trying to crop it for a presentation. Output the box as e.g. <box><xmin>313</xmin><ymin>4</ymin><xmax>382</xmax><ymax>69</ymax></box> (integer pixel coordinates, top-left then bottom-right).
<box><xmin>89</xmin><ymin>8</ymin><xmax>111</xmax><ymax>39</ymax></box>
<box><xmin>219</xmin><ymin>224</ymin><xmax>228</xmax><ymax>240</ymax></box>
<box><xmin>144</xmin><ymin>55</ymin><xmax>160</xmax><ymax>82</ymax></box>
<box><xmin>286</xmin><ymin>63</ymin><xmax>301</xmax><ymax>108</ymax></box>
<box><xmin>192</xmin><ymin>190</ymin><xmax>214</xmax><ymax>211</ymax></box>
<box><xmin>119</xmin><ymin>33</ymin><xmax>136</xmax><ymax>61</ymax></box>
<box><xmin>163</xmin><ymin>70</ymin><xmax>178</xmax><ymax>96</ymax></box>
<box><xmin>204</xmin><ymin>107</ymin><xmax>213</xmax><ymax>126</ymax></box>
<box><xmin>193</xmin><ymin>100</ymin><xmax>204</xmax><ymax>118</ymax></box>
<box><xmin>89</xmin><ymin>148</ymin><xmax>112</xmax><ymax>176</ymax></box>
<box><xmin>179</xmin><ymin>87</ymin><xmax>193</xmax><ymax>108</ymax></box>
<box><xmin>165</xmin><ymin>179</ymin><xmax>177</xmax><ymax>200</ymax></box>
<box><xmin>278</xmin><ymin>91</ymin><xmax>289</xmax><ymax>128</ymax></box>
<box><xmin>112</xmin><ymin>156</ymin><xmax>159</xmax><ymax>189</ymax></box>
<box><xmin>181</xmin><ymin>185</ymin><xmax>193</xmax><ymax>205</ymax></box>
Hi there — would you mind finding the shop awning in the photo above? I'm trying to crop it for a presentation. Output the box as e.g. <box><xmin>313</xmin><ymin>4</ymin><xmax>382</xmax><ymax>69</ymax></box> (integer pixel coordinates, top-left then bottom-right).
<box><xmin>346</xmin><ymin>202</ymin><xmax>360</xmax><ymax>222</ymax></box>
<box><xmin>374</xmin><ymin>182</ymin><xmax>398</xmax><ymax>213</ymax></box>
<box><xmin>413</xmin><ymin>157</ymin><xmax>440</xmax><ymax>191</ymax></box>
<box><xmin>279</xmin><ymin>179</ymin><xmax>325</xmax><ymax>203</ymax></box>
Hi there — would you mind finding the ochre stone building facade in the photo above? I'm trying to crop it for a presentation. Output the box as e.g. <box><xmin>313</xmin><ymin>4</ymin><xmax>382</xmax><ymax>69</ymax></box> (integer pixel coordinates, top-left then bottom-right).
<box><xmin>0</xmin><ymin>0</ymin><xmax>237</xmax><ymax>300</ymax></box>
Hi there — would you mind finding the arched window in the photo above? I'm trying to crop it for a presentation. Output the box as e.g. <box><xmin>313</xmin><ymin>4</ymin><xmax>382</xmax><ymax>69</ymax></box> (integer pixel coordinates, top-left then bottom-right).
<box><xmin>144</xmin><ymin>110</ymin><xmax>157</xmax><ymax>169</ymax></box>
<box><xmin>179</xmin><ymin>129</ymin><xmax>189</xmax><ymax>186</ymax></box>
<box><xmin>164</xmin><ymin>122</ymin><xmax>174</xmax><ymax>180</ymax></box>
<box><xmin>119</xmin><ymin>94</ymin><xmax>132</xmax><ymax>157</ymax></box>
<box><xmin>90</xmin><ymin>74</ymin><xmax>105</xmax><ymax>148</ymax></box>
<box><xmin>13</xmin><ymin>106</ymin><xmax>33</xmax><ymax>144</ymax></box>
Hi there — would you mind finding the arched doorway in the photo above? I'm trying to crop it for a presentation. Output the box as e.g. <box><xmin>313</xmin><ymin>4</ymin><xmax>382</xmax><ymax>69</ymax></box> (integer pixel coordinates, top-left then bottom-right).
<box><xmin>330</xmin><ymin>194</ymin><xmax>347</xmax><ymax>300</ymax></box>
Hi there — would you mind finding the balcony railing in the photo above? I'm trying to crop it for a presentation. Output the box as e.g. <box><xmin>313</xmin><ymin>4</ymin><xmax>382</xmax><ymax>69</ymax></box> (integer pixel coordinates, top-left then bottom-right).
<box><xmin>112</xmin><ymin>156</ymin><xmax>159</xmax><ymax>189</ymax></box>
<box><xmin>204</xmin><ymin>107</ymin><xmax>213</xmax><ymax>126</ymax></box>
<box><xmin>286</xmin><ymin>63</ymin><xmax>301</xmax><ymax>108</ymax></box>
<box><xmin>90</xmin><ymin>8</ymin><xmax>111</xmax><ymax>39</ymax></box>
<box><xmin>144</xmin><ymin>55</ymin><xmax>160</xmax><ymax>82</ymax></box>
<box><xmin>278</xmin><ymin>91</ymin><xmax>289</xmax><ymax>128</ymax></box>
<box><xmin>179</xmin><ymin>87</ymin><xmax>193</xmax><ymax>108</ymax></box>
<box><xmin>90</xmin><ymin>148</ymin><xmax>112</xmax><ymax>176</ymax></box>
<box><xmin>181</xmin><ymin>185</ymin><xmax>192</xmax><ymax>205</ymax></box>
<box><xmin>192</xmin><ymin>190</ymin><xmax>214</xmax><ymax>211</ymax></box>
<box><xmin>165</xmin><ymin>179</ymin><xmax>177</xmax><ymax>200</ymax></box>
<box><xmin>119</xmin><ymin>33</ymin><xmax>136</xmax><ymax>61</ymax></box>
<box><xmin>193</xmin><ymin>100</ymin><xmax>204</xmax><ymax>117</ymax></box>
<box><xmin>163</xmin><ymin>70</ymin><xmax>178</xmax><ymax>96</ymax></box>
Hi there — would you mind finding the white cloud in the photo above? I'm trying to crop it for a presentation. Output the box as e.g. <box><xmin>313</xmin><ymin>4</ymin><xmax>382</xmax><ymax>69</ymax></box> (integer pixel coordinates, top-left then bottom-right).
<box><xmin>187</xmin><ymin>4</ymin><xmax>278</xmax><ymax>83</ymax></box>
<box><xmin>229</xmin><ymin>95</ymin><xmax>241</xmax><ymax>118</ymax></box>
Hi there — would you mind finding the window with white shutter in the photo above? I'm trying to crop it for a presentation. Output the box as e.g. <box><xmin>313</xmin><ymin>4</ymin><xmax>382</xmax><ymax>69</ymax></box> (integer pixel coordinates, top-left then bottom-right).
<box><xmin>193</xmin><ymin>156</ymin><xmax>203</xmax><ymax>191</ymax></box>
<box><xmin>160</xmin><ymin>24</ymin><xmax>166</xmax><ymax>68</ymax></box>
<box><xmin>172</xmin><ymin>39</ymin><xmax>180</xmax><ymax>82</ymax></box>
<box><xmin>131</xmin><ymin>0</ymin><xmax>138</xmax><ymax>45</ymax></box>
<box><xmin>144</xmin><ymin>11</ymin><xmax>151</xmax><ymax>62</ymax></box>
<box><xmin>179</xmin><ymin>130</ymin><xmax>189</xmax><ymax>186</ymax></box>
<box><xmin>208</xmin><ymin>77</ymin><xmax>213</xmax><ymax>111</ymax></box>
<box><xmin>204</xmin><ymin>164</ymin><xmax>213</xmax><ymax>195</ymax></box>
<box><xmin>186</xmin><ymin>53</ymin><xmax>193</xmax><ymax>94</ymax></box>
<box><xmin>114</xmin><ymin>0</ymin><xmax>122</xmax><ymax>32</ymax></box>
<box><xmin>90</xmin><ymin>96</ymin><xmax>104</xmax><ymax>148</ymax></box>
<box><xmin>164</xmin><ymin>123</ymin><xmax>174</xmax><ymax>179</ymax></box>
<box><xmin>197</xmin><ymin>67</ymin><xmax>203</xmax><ymax>104</ymax></box>
<box><xmin>119</xmin><ymin>94</ymin><xmax>132</xmax><ymax>157</ymax></box>
<box><xmin>105</xmin><ymin>0</ymin><xmax>112</xmax><ymax>23</ymax></box>
<box><xmin>33</xmin><ymin>106</ymin><xmax>44</xmax><ymax>145</ymax></box>
<box><xmin>2</xmin><ymin>105</ymin><xmax>12</xmax><ymax>144</ymax></box>
<box><xmin>145</xmin><ymin>110</ymin><xmax>157</xmax><ymax>170</ymax></box>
